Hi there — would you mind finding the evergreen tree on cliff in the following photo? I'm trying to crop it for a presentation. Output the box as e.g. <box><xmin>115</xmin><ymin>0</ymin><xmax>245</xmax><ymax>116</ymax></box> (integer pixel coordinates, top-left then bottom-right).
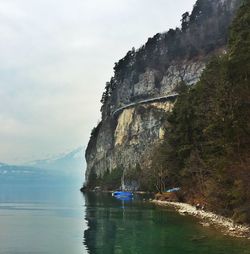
<box><xmin>160</xmin><ymin>0</ymin><xmax>250</xmax><ymax>223</ymax></box>
<box><xmin>84</xmin><ymin>0</ymin><xmax>244</xmax><ymax>202</ymax></box>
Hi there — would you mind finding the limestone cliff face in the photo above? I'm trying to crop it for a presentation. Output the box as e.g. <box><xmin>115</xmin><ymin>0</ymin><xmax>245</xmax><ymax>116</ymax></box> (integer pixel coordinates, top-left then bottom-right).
<box><xmin>110</xmin><ymin>61</ymin><xmax>205</xmax><ymax>111</ymax></box>
<box><xmin>86</xmin><ymin>102</ymin><xmax>173</xmax><ymax>177</ymax></box>
<box><xmin>85</xmin><ymin>61</ymin><xmax>203</xmax><ymax>186</ymax></box>
<box><xmin>84</xmin><ymin>0</ymin><xmax>241</xmax><ymax>188</ymax></box>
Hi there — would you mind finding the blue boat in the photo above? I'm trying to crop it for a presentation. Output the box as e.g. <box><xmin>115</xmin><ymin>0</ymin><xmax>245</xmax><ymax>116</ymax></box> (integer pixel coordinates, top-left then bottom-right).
<box><xmin>114</xmin><ymin>195</ymin><xmax>132</xmax><ymax>202</ymax></box>
<box><xmin>112</xmin><ymin>191</ymin><xmax>133</xmax><ymax>197</ymax></box>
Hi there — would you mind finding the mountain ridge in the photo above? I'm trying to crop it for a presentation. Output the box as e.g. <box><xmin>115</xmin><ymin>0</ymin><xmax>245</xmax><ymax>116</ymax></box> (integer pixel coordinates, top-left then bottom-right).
<box><xmin>0</xmin><ymin>147</ymin><xmax>85</xmax><ymax>185</ymax></box>
<box><xmin>25</xmin><ymin>146</ymin><xmax>84</xmax><ymax>172</ymax></box>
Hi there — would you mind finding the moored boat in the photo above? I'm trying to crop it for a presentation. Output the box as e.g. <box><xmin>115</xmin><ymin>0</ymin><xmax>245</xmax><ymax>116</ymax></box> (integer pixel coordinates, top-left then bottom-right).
<box><xmin>112</xmin><ymin>191</ymin><xmax>133</xmax><ymax>197</ymax></box>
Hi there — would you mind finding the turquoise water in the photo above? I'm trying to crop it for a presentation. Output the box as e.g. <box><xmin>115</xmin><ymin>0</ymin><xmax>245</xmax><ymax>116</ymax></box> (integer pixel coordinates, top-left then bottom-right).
<box><xmin>84</xmin><ymin>192</ymin><xmax>250</xmax><ymax>254</ymax></box>
<box><xmin>0</xmin><ymin>184</ymin><xmax>250</xmax><ymax>254</ymax></box>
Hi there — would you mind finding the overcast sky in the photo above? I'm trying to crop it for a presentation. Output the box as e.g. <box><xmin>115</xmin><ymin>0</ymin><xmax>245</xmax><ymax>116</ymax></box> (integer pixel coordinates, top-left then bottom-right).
<box><xmin>0</xmin><ymin>0</ymin><xmax>195</xmax><ymax>164</ymax></box>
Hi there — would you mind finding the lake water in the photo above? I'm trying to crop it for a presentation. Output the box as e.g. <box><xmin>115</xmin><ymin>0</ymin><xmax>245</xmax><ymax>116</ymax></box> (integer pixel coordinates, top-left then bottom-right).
<box><xmin>0</xmin><ymin>184</ymin><xmax>250</xmax><ymax>254</ymax></box>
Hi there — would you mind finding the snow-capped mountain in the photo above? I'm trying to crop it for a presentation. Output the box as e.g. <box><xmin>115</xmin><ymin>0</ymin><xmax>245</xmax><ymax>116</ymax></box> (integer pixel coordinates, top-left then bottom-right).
<box><xmin>0</xmin><ymin>147</ymin><xmax>85</xmax><ymax>185</ymax></box>
<box><xmin>25</xmin><ymin>147</ymin><xmax>85</xmax><ymax>174</ymax></box>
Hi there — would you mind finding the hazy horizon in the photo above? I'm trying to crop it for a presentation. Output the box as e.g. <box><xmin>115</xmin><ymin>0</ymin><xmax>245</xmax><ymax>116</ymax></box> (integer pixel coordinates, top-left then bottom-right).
<box><xmin>0</xmin><ymin>0</ymin><xmax>195</xmax><ymax>164</ymax></box>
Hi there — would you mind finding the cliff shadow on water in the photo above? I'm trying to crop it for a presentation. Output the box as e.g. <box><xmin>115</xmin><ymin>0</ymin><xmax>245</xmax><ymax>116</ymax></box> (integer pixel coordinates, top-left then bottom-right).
<box><xmin>82</xmin><ymin>192</ymin><xmax>250</xmax><ymax>254</ymax></box>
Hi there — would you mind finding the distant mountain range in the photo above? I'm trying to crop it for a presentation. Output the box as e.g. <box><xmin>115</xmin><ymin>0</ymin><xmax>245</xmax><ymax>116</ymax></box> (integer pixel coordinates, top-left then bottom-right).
<box><xmin>25</xmin><ymin>146</ymin><xmax>85</xmax><ymax>174</ymax></box>
<box><xmin>0</xmin><ymin>147</ymin><xmax>85</xmax><ymax>185</ymax></box>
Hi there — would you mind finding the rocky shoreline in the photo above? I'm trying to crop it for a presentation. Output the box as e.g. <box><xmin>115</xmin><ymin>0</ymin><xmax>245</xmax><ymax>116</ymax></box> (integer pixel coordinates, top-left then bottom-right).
<box><xmin>152</xmin><ymin>200</ymin><xmax>250</xmax><ymax>239</ymax></box>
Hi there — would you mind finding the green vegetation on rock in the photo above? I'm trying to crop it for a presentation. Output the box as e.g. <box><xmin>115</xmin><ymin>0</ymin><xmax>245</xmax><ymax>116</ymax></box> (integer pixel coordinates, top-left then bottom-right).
<box><xmin>152</xmin><ymin>1</ymin><xmax>250</xmax><ymax>223</ymax></box>
<box><xmin>99</xmin><ymin>0</ymin><xmax>239</xmax><ymax>111</ymax></box>
<box><xmin>84</xmin><ymin>0</ymin><xmax>249</xmax><ymax>225</ymax></box>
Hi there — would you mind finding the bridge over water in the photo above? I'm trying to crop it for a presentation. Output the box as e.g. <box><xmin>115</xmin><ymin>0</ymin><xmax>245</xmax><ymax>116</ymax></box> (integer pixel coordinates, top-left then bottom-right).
<box><xmin>112</xmin><ymin>93</ymin><xmax>178</xmax><ymax>117</ymax></box>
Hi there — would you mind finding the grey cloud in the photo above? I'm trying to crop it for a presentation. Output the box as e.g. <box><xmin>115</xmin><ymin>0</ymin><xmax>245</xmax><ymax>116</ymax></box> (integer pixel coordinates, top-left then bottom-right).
<box><xmin>0</xmin><ymin>0</ymin><xmax>195</xmax><ymax>163</ymax></box>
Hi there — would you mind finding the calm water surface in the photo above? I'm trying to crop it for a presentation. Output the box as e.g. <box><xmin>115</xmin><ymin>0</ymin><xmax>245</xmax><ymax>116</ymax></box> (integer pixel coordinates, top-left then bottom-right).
<box><xmin>0</xmin><ymin>184</ymin><xmax>250</xmax><ymax>254</ymax></box>
<box><xmin>0</xmin><ymin>184</ymin><xmax>87</xmax><ymax>254</ymax></box>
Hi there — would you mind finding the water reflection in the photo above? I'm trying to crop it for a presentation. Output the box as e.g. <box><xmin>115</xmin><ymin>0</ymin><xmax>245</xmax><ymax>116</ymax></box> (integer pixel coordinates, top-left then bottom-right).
<box><xmin>83</xmin><ymin>192</ymin><xmax>136</xmax><ymax>253</ymax></box>
<box><xmin>83</xmin><ymin>192</ymin><xmax>175</xmax><ymax>254</ymax></box>
<box><xmin>83</xmin><ymin>192</ymin><xmax>250</xmax><ymax>254</ymax></box>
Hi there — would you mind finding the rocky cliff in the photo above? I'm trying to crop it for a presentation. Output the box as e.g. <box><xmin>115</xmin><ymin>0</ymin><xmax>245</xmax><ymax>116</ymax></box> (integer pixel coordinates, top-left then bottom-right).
<box><xmin>84</xmin><ymin>0</ymin><xmax>242</xmax><ymax>190</ymax></box>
